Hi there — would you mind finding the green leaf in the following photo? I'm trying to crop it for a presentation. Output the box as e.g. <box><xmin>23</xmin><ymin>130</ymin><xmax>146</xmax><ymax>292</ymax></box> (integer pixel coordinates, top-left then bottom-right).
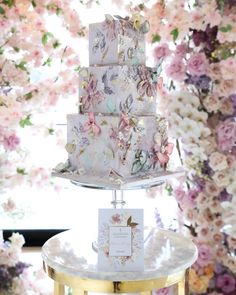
<box><xmin>42</xmin><ymin>32</ymin><xmax>54</xmax><ymax>45</ymax></box>
<box><xmin>218</xmin><ymin>0</ymin><xmax>225</xmax><ymax>12</ymax></box>
<box><xmin>53</xmin><ymin>40</ymin><xmax>61</xmax><ymax>49</ymax></box>
<box><xmin>0</xmin><ymin>48</ymin><xmax>4</xmax><ymax>55</ymax></box>
<box><xmin>23</xmin><ymin>92</ymin><xmax>33</xmax><ymax>100</ymax></box>
<box><xmin>74</xmin><ymin>66</ymin><xmax>81</xmax><ymax>72</ymax></box>
<box><xmin>138</xmin><ymin>3</ymin><xmax>145</xmax><ymax>10</ymax></box>
<box><xmin>31</xmin><ymin>0</ymin><xmax>36</xmax><ymax>7</ymax></box>
<box><xmin>17</xmin><ymin>168</ymin><xmax>27</xmax><ymax>175</ymax></box>
<box><xmin>171</xmin><ymin>28</ymin><xmax>179</xmax><ymax>42</ymax></box>
<box><xmin>13</xmin><ymin>46</ymin><xmax>20</xmax><ymax>52</ymax></box>
<box><xmin>165</xmin><ymin>184</ymin><xmax>173</xmax><ymax>196</ymax></box>
<box><xmin>152</xmin><ymin>34</ymin><xmax>161</xmax><ymax>43</ymax></box>
<box><xmin>16</xmin><ymin>61</ymin><xmax>27</xmax><ymax>71</ymax></box>
<box><xmin>42</xmin><ymin>57</ymin><xmax>52</xmax><ymax>66</ymax></box>
<box><xmin>19</xmin><ymin>115</ymin><xmax>33</xmax><ymax>128</ymax></box>
<box><xmin>56</xmin><ymin>7</ymin><xmax>62</xmax><ymax>15</ymax></box>
<box><xmin>48</xmin><ymin>128</ymin><xmax>54</xmax><ymax>135</ymax></box>
<box><xmin>222</xmin><ymin>50</ymin><xmax>230</xmax><ymax>60</ymax></box>
<box><xmin>219</xmin><ymin>24</ymin><xmax>233</xmax><ymax>33</ymax></box>
<box><xmin>0</xmin><ymin>6</ymin><xmax>5</xmax><ymax>14</ymax></box>
<box><xmin>2</xmin><ymin>0</ymin><xmax>14</xmax><ymax>8</ymax></box>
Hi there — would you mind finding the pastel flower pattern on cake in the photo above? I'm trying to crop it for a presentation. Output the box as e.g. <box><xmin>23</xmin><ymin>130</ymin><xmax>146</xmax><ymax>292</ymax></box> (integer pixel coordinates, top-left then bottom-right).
<box><xmin>80</xmin><ymin>74</ymin><xmax>104</xmax><ymax>111</ymax></box>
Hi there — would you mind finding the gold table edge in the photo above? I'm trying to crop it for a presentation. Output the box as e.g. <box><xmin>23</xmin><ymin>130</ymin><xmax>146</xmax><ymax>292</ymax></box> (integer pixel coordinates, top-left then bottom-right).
<box><xmin>43</xmin><ymin>262</ymin><xmax>186</xmax><ymax>293</ymax></box>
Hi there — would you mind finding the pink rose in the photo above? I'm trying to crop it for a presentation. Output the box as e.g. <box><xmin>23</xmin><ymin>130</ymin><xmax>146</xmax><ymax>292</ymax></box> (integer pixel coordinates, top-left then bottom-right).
<box><xmin>187</xmin><ymin>53</ymin><xmax>208</xmax><ymax>76</ymax></box>
<box><xmin>153</xmin><ymin>43</ymin><xmax>171</xmax><ymax>60</ymax></box>
<box><xmin>165</xmin><ymin>57</ymin><xmax>186</xmax><ymax>81</ymax></box>
<box><xmin>3</xmin><ymin>133</ymin><xmax>20</xmax><ymax>151</ymax></box>
<box><xmin>216</xmin><ymin>274</ymin><xmax>236</xmax><ymax>293</ymax></box>
<box><xmin>197</xmin><ymin>243</ymin><xmax>213</xmax><ymax>267</ymax></box>
<box><xmin>184</xmin><ymin>189</ymin><xmax>198</xmax><ymax>208</ymax></box>
<box><xmin>204</xmin><ymin>181</ymin><xmax>221</xmax><ymax>196</ymax></box>
<box><xmin>175</xmin><ymin>43</ymin><xmax>187</xmax><ymax>57</ymax></box>
<box><xmin>173</xmin><ymin>186</ymin><xmax>185</xmax><ymax>202</ymax></box>
<box><xmin>203</xmin><ymin>94</ymin><xmax>221</xmax><ymax>113</ymax></box>
<box><xmin>220</xmin><ymin>97</ymin><xmax>234</xmax><ymax>115</ymax></box>
<box><xmin>217</xmin><ymin>120</ymin><xmax>236</xmax><ymax>151</ymax></box>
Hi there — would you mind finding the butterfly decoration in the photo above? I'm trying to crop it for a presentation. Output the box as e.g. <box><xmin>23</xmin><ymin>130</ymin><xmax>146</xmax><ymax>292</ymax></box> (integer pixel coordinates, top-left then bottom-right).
<box><xmin>113</xmin><ymin>15</ymin><xmax>149</xmax><ymax>34</ymax></box>
<box><xmin>81</xmin><ymin>74</ymin><xmax>104</xmax><ymax>111</ymax></box>
<box><xmin>83</xmin><ymin>112</ymin><xmax>101</xmax><ymax>136</ymax></box>
<box><xmin>65</xmin><ymin>142</ymin><xmax>76</xmax><ymax>154</ymax></box>
<box><xmin>53</xmin><ymin>160</ymin><xmax>71</xmax><ymax>173</ymax></box>
<box><xmin>127</xmin><ymin>216</ymin><xmax>139</xmax><ymax>227</ymax></box>
<box><xmin>137</xmin><ymin>66</ymin><xmax>156</xmax><ymax>98</ymax></box>
<box><xmin>152</xmin><ymin>140</ymin><xmax>174</xmax><ymax>167</ymax></box>
<box><xmin>103</xmin><ymin>15</ymin><xmax>118</xmax><ymax>41</ymax></box>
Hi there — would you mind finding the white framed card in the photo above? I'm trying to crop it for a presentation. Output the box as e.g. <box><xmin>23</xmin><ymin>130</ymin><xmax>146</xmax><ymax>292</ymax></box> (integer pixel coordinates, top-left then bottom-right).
<box><xmin>98</xmin><ymin>208</ymin><xmax>144</xmax><ymax>271</ymax></box>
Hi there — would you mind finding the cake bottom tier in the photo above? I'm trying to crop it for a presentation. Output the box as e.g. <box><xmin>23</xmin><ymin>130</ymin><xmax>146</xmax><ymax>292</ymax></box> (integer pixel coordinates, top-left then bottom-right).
<box><xmin>66</xmin><ymin>113</ymin><xmax>169</xmax><ymax>178</ymax></box>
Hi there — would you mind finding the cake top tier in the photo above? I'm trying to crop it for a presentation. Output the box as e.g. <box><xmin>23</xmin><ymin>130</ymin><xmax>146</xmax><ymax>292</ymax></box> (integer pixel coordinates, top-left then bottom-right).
<box><xmin>89</xmin><ymin>14</ymin><xmax>149</xmax><ymax>66</ymax></box>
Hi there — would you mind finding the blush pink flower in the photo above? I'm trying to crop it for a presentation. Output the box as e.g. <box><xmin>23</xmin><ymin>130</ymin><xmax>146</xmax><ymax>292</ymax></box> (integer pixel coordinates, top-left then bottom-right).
<box><xmin>165</xmin><ymin>57</ymin><xmax>186</xmax><ymax>81</ymax></box>
<box><xmin>111</xmin><ymin>214</ymin><xmax>121</xmax><ymax>224</ymax></box>
<box><xmin>197</xmin><ymin>243</ymin><xmax>213</xmax><ymax>267</ymax></box>
<box><xmin>153</xmin><ymin>43</ymin><xmax>171</xmax><ymax>60</ymax></box>
<box><xmin>216</xmin><ymin>273</ymin><xmax>236</xmax><ymax>293</ymax></box>
<box><xmin>184</xmin><ymin>189</ymin><xmax>199</xmax><ymax>208</ymax></box>
<box><xmin>155</xmin><ymin>287</ymin><xmax>172</xmax><ymax>295</ymax></box>
<box><xmin>173</xmin><ymin>186</ymin><xmax>185</xmax><ymax>202</ymax></box>
<box><xmin>3</xmin><ymin>133</ymin><xmax>20</xmax><ymax>151</ymax></box>
<box><xmin>175</xmin><ymin>43</ymin><xmax>188</xmax><ymax>58</ymax></box>
<box><xmin>187</xmin><ymin>53</ymin><xmax>208</xmax><ymax>76</ymax></box>
<box><xmin>216</xmin><ymin>120</ymin><xmax>236</xmax><ymax>151</ymax></box>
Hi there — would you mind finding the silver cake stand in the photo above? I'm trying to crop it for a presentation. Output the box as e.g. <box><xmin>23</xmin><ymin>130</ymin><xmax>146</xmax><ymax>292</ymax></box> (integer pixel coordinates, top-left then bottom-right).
<box><xmin>52</xmin><ymin>170</ymin><xmax>185</xmax><ymax>208</ymax></box>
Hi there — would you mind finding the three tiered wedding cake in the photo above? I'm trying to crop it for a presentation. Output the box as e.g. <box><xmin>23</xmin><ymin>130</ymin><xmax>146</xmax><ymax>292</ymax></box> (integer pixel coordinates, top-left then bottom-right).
<box><xmin>65</xmin><ymin>15</ymin><xmax>173</xmax><ymax>179</ymax></box>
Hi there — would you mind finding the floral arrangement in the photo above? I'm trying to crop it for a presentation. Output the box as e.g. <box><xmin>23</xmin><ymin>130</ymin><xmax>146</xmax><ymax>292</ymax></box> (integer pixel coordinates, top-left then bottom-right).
<box><xmin>0</xmin><ymin>0</ymin><xmax>87</xmax><ymax>208</ymax></box>
<box><xmin>0</xmin><ymin>231</ymin><xmax>52</xmax><ymax>295</ymax></box>
<box><xmin>0</xmin><ymin>0</ymin><xmax>96</xmax><ymax>293</ymax></box>
<box><xmin>145</xmin><ymin>0</ymin><xmax>236</xmax><ymax>294</ymax></box>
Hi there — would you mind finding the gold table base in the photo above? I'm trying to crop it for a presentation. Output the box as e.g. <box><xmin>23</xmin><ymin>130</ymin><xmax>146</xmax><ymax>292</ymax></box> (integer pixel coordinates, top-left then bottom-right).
<box><xmin>43</xmin><ymin>263</ymin><xmax>189</xmax><ymax>295</ymax></box>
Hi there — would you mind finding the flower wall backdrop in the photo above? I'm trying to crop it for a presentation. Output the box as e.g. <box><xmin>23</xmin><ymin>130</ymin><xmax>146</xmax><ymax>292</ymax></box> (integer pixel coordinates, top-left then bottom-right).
<box><xmin>0</xmin><ymin>0</ymin><xmax>92</xmax><ymax>293</ymax></box>
<box><xmin>146</xmin><ymin>0</ymin><xmax>236</xmax><ymax>294</ymax></box>
<box><xmin>1</xmin><ymin>0</ymin><xmax>236</xmax><ymax>294</ymax></box>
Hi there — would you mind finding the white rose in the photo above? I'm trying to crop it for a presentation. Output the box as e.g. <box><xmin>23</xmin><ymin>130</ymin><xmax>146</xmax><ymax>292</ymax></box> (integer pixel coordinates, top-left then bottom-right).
<box><xmin>205</xmin><ymin>181</ymin><xmax>222</xmax><ymax>196</ymax></box>
<box><xmin>213</xmin><ymin>170</ymin><xmax>230</xmax><ymax>187</ymax></box>
<box><xmin>227</xmin><ymin>181</ymin><xmax>236</xmax><ymax>196</ymax></box>
<box><xmin>203</xmin><ymin>94</ymin><xmax>221</xmax><ymax>113</ymax></box>
<box><xmin>9</xmin><ymin>232</ymin><xmax>25</xmax><ymax>249</ymax></box>
<box><xmin>209</xmin><ymin>152</ymin><xmax>228</xmax><ymax>171</ymax></box>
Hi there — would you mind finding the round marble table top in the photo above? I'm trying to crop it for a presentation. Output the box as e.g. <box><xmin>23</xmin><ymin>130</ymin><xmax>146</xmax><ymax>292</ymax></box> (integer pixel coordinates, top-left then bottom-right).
<box><xmin>42</xmin><ymin>227</ymin><xmax>197</xmax><ymax>281</ymax></box>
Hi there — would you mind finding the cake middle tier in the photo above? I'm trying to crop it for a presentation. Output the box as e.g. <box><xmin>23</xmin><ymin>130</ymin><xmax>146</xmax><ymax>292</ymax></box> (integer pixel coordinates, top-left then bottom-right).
<box><xmin>79</xmin><ymin>65</ymin><xmax>157</xmax><ymax>115</ymax></box>
<box><xmin>67</xmin><ymin>113</ymin><xmax>170</xmax><ymax>178</ymax></box>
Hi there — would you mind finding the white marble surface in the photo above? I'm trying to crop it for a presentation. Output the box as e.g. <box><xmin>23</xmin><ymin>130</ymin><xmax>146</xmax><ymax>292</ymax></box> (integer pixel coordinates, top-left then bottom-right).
<box><xmin>42</xmin><ymin>227</ymin><xmax>197</xmax><ymax>281</ymax></box>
